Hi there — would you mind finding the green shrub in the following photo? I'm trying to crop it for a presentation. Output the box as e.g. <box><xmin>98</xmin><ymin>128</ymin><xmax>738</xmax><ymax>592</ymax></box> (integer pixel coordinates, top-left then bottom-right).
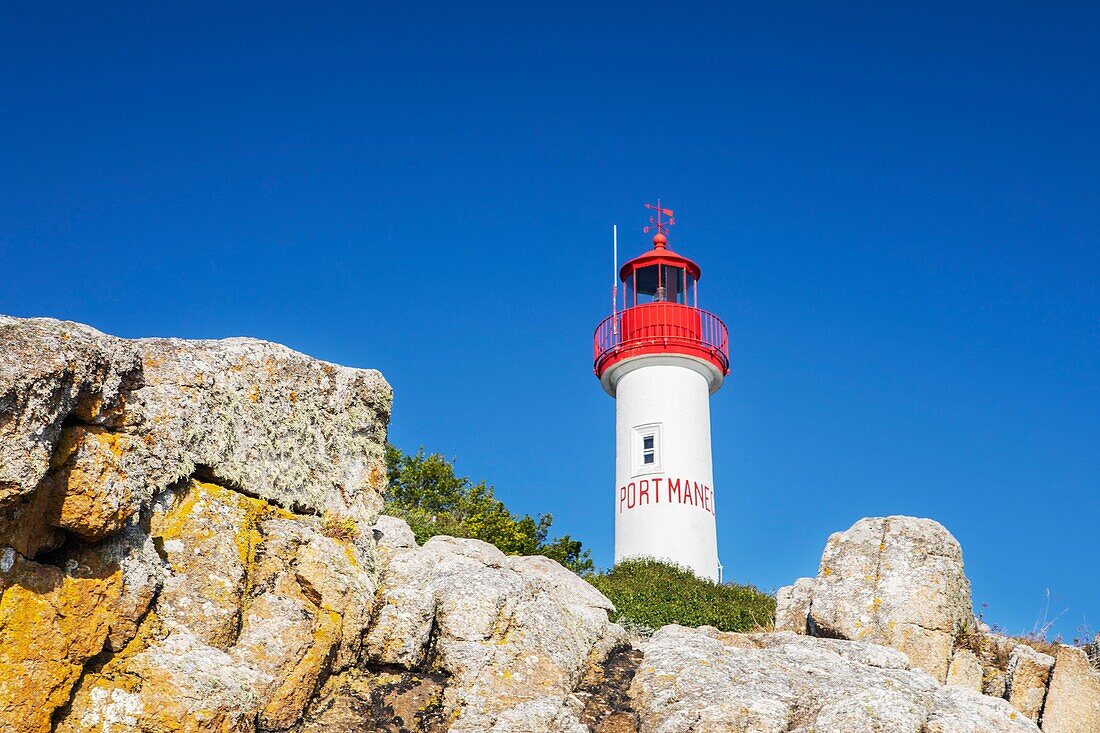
<box><xmin>587</xmin><ymin>558</ymin><xmax>775</xmax><ymax>633</ymax></box>
<box><xmin>384</xmin><ymin>444</ymin><xmax>593</xmax><ymax>575</ymax></box>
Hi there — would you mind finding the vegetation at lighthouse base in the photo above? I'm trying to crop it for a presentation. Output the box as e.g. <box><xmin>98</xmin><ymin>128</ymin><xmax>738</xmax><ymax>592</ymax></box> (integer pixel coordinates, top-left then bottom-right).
<box><xmin>590</xmin><ymin>558</ymin><xmax>776</xmax><ymax>633</ymax></box>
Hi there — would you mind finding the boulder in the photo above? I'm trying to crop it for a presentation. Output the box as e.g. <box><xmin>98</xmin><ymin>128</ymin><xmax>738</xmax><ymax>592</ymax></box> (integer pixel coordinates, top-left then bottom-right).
<box><xmin>1041</xmin><ymin>644</ymin><xmax>1100</xmax><ymax>733</ymax></box>
<box><xmin>363</xmin><ymin>530</ymin><xmax>624</xmax><ymax>733</ymax></box>
<box><xmin>130</xmin><ymin>334</ymin><xmax>392</xmax><ymax>521</ymax></box>
<box><xmin>0</xmin><ymin>550</ymin><xmax>125</xmax><ymax>733</ymax></box>
<box><xmin>775</xmin><ymin>516</ymin><xmax>973</xmax><ymax>682</ymax></box>
<box><xmin>372</xmin><ymin>513</ymin><xmax>418</xmax><ymax>549</ymax></box>
<box><xmin>151</xmin><ymin>479</ymin><xmax>273</xmax><ymax>649</ymax></box>
<box><xmin>631</xmin><ymin>625</ymin><xmax>1039</xmax><ymax>733</ymax></box>
<box><xmin>0</xmin><ymin>316</ymin><xmax>392</xmax><ymax>561</ymax></box>
<box><xmin>1004</xmin><ymin>644</ymin><xmax>1054</xmax><ymax>722</ymax></box>
<box><xmin>41</xmin><ymin>424</ymin><xmax>146</xmax><ymax>541</ymax></box>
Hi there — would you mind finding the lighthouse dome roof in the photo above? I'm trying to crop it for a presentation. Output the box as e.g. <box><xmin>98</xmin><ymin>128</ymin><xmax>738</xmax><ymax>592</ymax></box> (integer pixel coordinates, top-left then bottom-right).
<box><xmin>619</xmin><ymin>234</ymin><xmax>702</xmax><ymax>282</ymax></box>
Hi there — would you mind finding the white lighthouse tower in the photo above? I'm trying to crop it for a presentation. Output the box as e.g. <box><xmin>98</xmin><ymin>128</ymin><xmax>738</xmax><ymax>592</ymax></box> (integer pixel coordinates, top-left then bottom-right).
<box><xmin>593</xmin><ymin>203</ymin><xmax>729</xmax><ymax>582</ymax></box>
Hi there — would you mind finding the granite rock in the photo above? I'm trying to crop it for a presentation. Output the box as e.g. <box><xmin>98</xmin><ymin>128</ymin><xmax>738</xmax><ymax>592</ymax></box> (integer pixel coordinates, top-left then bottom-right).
<box><xmin>364</xmin><ymin>531</ymin><xmax>623</xmax><ymax>733</ymax></box>
<box><xmin>631</xmin><ymin>626</ymin><xmax>1040</xmax><ymax>733</ymax></box>
<box><xmin>776</xmin><ymin>516</ymin><xmax>973</xmax><ymax>682</ymax></box>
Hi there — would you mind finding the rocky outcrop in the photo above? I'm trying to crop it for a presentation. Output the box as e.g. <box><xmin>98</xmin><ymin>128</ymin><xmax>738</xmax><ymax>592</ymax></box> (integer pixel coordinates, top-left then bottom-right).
<box><xmin>776</xmin><ymin>516</ymin><xmax>972</xmax><ymax>683</ymax></box>
<box><xmin>0</xmin><ymin>316</ymin><xmax>393</xmax><ymax>733</ymax></box>
<box><xmin>54</xmin><ymin>480</ymin><xmax>379</xmax><ymax>733</ymax></box>
<box><xmin>0</xmin><ymin>316</ymin><xmax>629</xmax><ymax>733</ymax></box>
<box><xmin>773</xmin><ymin>576</ymin><xmax>814</xmax><ymax>634</ymax></box>
<box><xmin>631</xmin><ymin>625</ymin><xmax>1039</xmax><ymax>732</ymax></box>
<box><xmin>776</xmin><ymin>515</ymin><xmax>1097</xmax><ymax>729</ymax></box>
<box><xmin>2</xmin><ymin>316</ymin><xmax>1094</xmax><ymax>732</ymax></box>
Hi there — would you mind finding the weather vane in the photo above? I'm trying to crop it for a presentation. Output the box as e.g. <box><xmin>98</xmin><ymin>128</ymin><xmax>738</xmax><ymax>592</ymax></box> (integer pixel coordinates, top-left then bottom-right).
<box><xmin>644</xmin><ymin>199</ymin><xmax>675</xmax><ymax>236</ymax></box>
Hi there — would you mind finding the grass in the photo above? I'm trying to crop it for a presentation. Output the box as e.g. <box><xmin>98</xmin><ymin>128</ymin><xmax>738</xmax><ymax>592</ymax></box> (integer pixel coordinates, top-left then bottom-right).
<box><xmin>587</xmin><ymin>558</ymin><xmax>775</xmax><ymax>634</ymax></box>
<box><xmin>1086</xmin><ymin>637</ymin><xmax>1100</xmax><ymax>670</ymax></box>
<box><xmin>955</xmin><ymin>600</ymin><xmax>1090</xmax><ymax>671</ymax></box>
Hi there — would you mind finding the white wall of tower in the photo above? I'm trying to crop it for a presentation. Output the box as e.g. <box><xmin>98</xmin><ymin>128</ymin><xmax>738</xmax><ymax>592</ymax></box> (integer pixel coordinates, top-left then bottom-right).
<box><xmin>608</xmin><ymin>355</ymin><xmax>722</xmax><ymax>582</ymax></box>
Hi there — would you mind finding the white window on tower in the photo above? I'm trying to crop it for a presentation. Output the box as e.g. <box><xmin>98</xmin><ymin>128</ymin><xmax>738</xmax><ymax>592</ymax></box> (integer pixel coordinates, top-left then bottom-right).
<box><xmin>633</xmin><ymin>424</ymin><xmax>661</xmax><ymax>475</ymax></box>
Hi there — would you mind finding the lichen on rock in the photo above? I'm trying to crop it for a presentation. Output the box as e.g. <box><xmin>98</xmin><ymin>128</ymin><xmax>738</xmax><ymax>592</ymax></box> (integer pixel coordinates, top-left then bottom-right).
<box><xmin>0</xmin><ymin>550</ymin><xmax>124</xmax><ymax>733</ymax></box>
<box><xmin>0</xmin><ymin>316</ymin><xmax>393</xmax><ymax>733</ymax></box>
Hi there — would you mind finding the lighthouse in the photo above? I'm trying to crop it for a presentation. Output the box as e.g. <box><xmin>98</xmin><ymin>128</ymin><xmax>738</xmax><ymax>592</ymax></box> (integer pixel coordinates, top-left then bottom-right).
<box><xmin>593</xmin><ymin>203</ymin><xmax>729</xmax><ymax>582</ymax></box>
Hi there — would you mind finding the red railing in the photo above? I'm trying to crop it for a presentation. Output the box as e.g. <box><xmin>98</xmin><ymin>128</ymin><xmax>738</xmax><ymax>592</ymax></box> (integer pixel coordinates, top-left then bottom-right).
<box><xmin>594</xmin><ymin>303</ymin><xmax>730</xmax><ymax>376</ymax></box>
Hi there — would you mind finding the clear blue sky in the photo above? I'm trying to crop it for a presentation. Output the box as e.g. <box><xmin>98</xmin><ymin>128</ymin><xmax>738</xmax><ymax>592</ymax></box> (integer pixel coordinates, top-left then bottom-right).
<box><xmin>2</xmin><ymin>3</ymin><xmax>1097</xmax><ymax>639</ymax></box>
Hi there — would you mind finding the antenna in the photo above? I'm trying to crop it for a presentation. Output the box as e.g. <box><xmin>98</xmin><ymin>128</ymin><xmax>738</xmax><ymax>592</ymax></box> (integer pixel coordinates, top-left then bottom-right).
<box><xmin>612</xmin><ymin>225</ymin><xmax>619</xmax><ymax>333</ymax></box>
<box><xmin>613</xmin><ymin>224</ymin><xmax>618</xmax><ymax>290</ymax></box>
<box><xmin>643</xmin><ymin>199</ymin><xmax>675</xmax><ymax>237</ymax></box>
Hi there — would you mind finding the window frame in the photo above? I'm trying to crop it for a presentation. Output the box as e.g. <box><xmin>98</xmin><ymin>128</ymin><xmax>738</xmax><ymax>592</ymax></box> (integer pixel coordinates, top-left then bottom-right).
<box><xmin>632</xmin><ymin>423</ymin><xmax>662</xmax><ymax>476</ymax></box>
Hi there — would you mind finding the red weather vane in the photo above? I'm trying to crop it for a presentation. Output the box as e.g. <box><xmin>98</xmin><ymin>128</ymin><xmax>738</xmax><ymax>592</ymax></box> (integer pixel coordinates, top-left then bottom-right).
<box><xmin>644</xmin><ymin>199</ymin><xmax>676</xmax><ymax>236</ymax></box>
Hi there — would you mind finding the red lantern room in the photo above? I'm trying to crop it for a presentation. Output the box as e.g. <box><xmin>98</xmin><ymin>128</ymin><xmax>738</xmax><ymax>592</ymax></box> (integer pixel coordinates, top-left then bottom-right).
<box><xmin>594</xmin><ymin>202</ymin><xmax>730</xmax><ymax>392</ymax></box>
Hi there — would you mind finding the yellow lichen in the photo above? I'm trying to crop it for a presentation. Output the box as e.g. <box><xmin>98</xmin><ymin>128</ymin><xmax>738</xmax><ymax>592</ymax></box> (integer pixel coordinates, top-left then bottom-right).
<box><xmin>94</xmin><ymin>429</ymin><xmax>127</xmax><ymax>458</ymax></box>
<box><xmin>0</xmin><ymin>557</ymin><xmax>124</xmax><ymax>733</ymax></box>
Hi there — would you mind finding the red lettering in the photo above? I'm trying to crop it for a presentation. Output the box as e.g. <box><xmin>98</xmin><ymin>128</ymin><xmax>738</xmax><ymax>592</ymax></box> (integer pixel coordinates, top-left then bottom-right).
<box><xmin>624</xmin><ymin>477</ymin><xmax>718</xmax><ymax>514</ymax></box>
<box><xmin>667</xmin><ymin>478</ymin><xmax>681</xmax><ymax>502</ymax></box>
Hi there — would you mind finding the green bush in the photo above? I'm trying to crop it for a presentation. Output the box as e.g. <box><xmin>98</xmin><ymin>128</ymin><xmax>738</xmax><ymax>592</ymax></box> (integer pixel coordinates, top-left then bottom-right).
<box><xmin>384</xmin><ymin>444</ymin><xmax>593</xmax><ymax>575</ymax></box>
<box><xmin>587</xmin><ymin>558</ymin><xmax>775</xmax><ymax>633</ymax></box>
